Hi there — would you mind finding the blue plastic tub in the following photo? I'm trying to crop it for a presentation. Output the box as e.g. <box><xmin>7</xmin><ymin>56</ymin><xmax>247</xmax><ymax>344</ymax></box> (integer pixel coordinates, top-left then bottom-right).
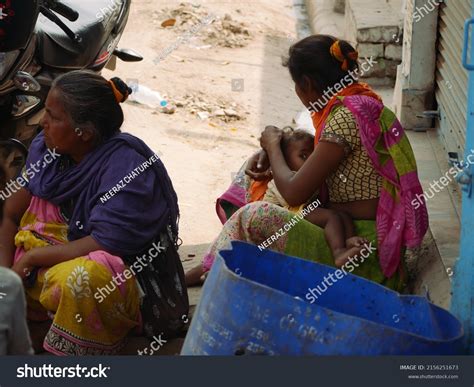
<box><xmin>181</xmin><ymin>241</ymin><xmax>464</xmax><ymax>355</ymax></box>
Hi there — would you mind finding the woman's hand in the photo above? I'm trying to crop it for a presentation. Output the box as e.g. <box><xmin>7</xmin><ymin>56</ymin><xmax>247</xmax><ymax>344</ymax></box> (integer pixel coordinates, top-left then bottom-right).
<box><xmin>245</xmin><ymin>150</ymin><xmax>272</xmax><ymax>181</ymax></box>
<box><xmin>11</xmin><ymin>250</ymin><xmax>36</xmax><ymax>280</ymax></box>
<box><xmin>260</xmin><ymin>125</ymin><xmax>283</xmax><ymax>152</ymax></box>
<box><xmin>20</xmin><ymin>236</ymin><xmax>105</xmax><ymax>270</ymax></box>
<box><xmin>245</xmin><ymin>126</ymin><xmax>283</xmax><ymax>180</ymax></box>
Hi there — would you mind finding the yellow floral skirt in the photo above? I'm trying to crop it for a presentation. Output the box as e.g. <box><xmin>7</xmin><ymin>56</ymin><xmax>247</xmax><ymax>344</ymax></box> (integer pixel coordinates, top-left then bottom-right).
<box><xmin>15</xmin><ymin>196</ymin><xmax>140</xmax><ymax>355</ymax></box>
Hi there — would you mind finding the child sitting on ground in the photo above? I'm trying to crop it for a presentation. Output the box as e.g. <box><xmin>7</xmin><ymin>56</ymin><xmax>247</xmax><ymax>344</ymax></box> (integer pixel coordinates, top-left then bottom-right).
<box><xmin>185</xmin><ymin>128</ymin><xmax>368</xmax><ymax>286</ymax></box>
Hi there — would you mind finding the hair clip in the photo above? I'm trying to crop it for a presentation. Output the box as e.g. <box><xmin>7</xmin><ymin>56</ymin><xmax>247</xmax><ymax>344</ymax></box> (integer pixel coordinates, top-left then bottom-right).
<box><xmin>330</xmin><ymin>40</ymin><xmax>358</xmax><ymax>71</ymax></box>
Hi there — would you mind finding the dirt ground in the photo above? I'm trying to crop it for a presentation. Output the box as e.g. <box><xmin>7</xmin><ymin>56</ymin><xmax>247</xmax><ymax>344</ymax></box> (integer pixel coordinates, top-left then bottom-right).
<box><xmin>102</xmin><ymin>0</ymin><xmax>313</xmax><ymax>307</ymax></box>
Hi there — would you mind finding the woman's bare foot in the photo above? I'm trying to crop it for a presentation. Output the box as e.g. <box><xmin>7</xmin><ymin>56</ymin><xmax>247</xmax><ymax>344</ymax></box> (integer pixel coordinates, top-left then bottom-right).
<box><xmin>185</xmin><ymin>264</ymin><xmax>208</xmax><ymax>287</ymax></box>
<box><xmin>333</xmin><ymin>245</ymin><xmax>365</xmax><ymax>268</ymax></box>
<box><xmin>346</xmin><ymin>236</ymin><xmax>369</xmax><ymax>248</ymax></box>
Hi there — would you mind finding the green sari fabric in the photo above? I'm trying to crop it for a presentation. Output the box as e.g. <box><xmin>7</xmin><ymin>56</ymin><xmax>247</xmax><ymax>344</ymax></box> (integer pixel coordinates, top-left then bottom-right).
<box><xmin>285</xmin><ymin>219</ymin><xmax>403</xmax><ymax>291</ymax></box>
<box><xmin>209</xmin><ymin>197</ymin><xmax>404</xmax><ymax>292</ymax></box>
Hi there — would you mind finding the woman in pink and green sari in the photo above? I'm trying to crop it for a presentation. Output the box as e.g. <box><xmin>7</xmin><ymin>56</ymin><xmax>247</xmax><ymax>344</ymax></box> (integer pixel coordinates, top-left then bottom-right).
<box><xmin>198</xmin><ymin>35</ymin><xmax>429</xmax><ymax>291</ymax></box>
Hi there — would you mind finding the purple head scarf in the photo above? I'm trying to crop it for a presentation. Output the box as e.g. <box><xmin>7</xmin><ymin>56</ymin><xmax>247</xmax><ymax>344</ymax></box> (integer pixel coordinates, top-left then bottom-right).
<box><xmin>25</xmin><ymin>131</ymin><xmax>179</xmax><ymax>256</ymax></box>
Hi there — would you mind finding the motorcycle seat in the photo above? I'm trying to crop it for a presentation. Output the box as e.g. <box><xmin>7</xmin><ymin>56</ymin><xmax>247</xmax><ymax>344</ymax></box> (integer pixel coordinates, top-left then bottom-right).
<box><xmin>35</xmin><ymin>0</ymin><xmax>122</xmax><ymax>69</ymax></box>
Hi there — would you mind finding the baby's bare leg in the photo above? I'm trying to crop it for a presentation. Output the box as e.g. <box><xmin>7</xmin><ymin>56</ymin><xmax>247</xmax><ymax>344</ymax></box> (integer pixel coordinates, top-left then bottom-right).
<box><xmin>335</xmin><ymin>210</ymin><xmax>368</xmax><ymax>247</ymax></box>
<box><xmin>305</xmin><ymin>208</ymin><xmax>346</xmax><ymax>255</ymax></box>
<box><xmin>305</xmin><ymin>208</ymin><xmax>365</xmax><ymax>267</ymax></box>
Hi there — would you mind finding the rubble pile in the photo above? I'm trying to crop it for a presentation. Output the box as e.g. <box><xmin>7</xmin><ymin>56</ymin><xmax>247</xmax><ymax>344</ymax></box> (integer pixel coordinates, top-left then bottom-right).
<box><xmin>204</xmin><ymin>14</ymin><xmax>251</xmax><ymax>48</ymax></box>
<box><xmin>159</xmin><ymin>3</ymin><xmax>252</xmax><ymax>48</ymax></box>
<box><xmin>165</xmin><ymin>2</ymin><xmax>208</xmax><ymax>30</ymax></box>
<box><xmin>174</xmin><ymin>92</ymin><xmax>244</xmax><ymax>122</ymax></box>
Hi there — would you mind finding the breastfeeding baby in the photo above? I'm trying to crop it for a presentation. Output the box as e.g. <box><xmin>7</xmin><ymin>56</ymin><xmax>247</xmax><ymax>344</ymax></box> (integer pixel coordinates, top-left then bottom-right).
<box><xmin>185</xmin><ymin>128</ymin><xmax>368</xmax><ymax>286</ymax></box>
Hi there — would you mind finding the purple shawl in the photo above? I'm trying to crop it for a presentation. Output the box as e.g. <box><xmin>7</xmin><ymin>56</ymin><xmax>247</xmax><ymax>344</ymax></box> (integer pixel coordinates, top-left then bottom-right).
<box><xmin>25</xmin><ymin>131</ymin><xmax>179</xmax><ymax>256</ymax></box>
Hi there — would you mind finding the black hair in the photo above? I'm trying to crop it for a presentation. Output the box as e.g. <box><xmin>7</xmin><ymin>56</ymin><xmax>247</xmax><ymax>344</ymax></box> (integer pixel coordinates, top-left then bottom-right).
<box><xmin>281</xmin><ymin>128</ymin><xmax>314</xmax><ymax>159</ymax></box>
<box><xmin>285</xmin><ymin>35</ymin><xmax>359</xmax><ymax>95</ymax></box>
<box><xmin>51</xmin><ymin>70</ymin><xmax>131</xmax><ymax>143</ymax></box>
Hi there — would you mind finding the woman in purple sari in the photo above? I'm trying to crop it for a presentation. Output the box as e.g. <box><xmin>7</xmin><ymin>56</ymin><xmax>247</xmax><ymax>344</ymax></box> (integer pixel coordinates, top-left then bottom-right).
<box><xmin>0</xmin><ymin>71</ymin><xmax>188</xmax><ymax>355</ymax></box>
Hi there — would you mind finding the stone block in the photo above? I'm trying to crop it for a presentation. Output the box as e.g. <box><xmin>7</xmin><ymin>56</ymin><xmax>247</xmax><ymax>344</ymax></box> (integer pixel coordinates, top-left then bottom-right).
<box><xmin>385</xmin><ymin>44</ymin><xmax>403</xmax><ymax>60</ymax></box>
<box><xmin>357</xmin><ymin>43</ymin><xmax>384</xmax><ymax>58</ymax></box>
<box><xmin>360</xmin><ymin>58</ymin><xmax>401</xmax><ymax>79</ymax></box>
<box><xmin>385</xmin><ymin>58</ymin><xmax>400</xmax><ymax>78</ymax></box>
<box><xmin>363</xmin><ymin>77</ymin><xmax>395</xmax><ymax>87</ymax></box>
<box><xmin>345</xmin><ymin>0</ymin><xmax>404</xmax><ymax>43</ymax></box>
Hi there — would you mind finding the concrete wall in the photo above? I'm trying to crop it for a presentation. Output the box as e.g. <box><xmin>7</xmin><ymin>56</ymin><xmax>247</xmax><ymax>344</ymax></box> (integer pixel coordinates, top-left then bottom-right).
<box><xmin>393</xmin><ymin>0</ymin><xmax>439</xmax><ymax>130</ymax></box>
<box><xmin>345</xmin><ymin>0</ymin><xmax>404</xmax><ymax>85</ymax></box>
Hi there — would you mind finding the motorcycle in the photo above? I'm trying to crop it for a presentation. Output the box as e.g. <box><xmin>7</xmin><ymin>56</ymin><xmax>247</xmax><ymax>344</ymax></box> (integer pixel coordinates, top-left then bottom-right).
<box><xmin>0</xmin><ymin>0</ymin><xmax>142</xmax><ymax>213</ymax></box>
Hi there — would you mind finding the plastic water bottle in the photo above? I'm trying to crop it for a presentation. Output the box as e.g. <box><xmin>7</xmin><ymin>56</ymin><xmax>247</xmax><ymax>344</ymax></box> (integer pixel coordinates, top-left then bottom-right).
<box><xmin>128</xmin><ymin>82</ymin><xmax>167</xmax><ymax>109</ymax></box>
